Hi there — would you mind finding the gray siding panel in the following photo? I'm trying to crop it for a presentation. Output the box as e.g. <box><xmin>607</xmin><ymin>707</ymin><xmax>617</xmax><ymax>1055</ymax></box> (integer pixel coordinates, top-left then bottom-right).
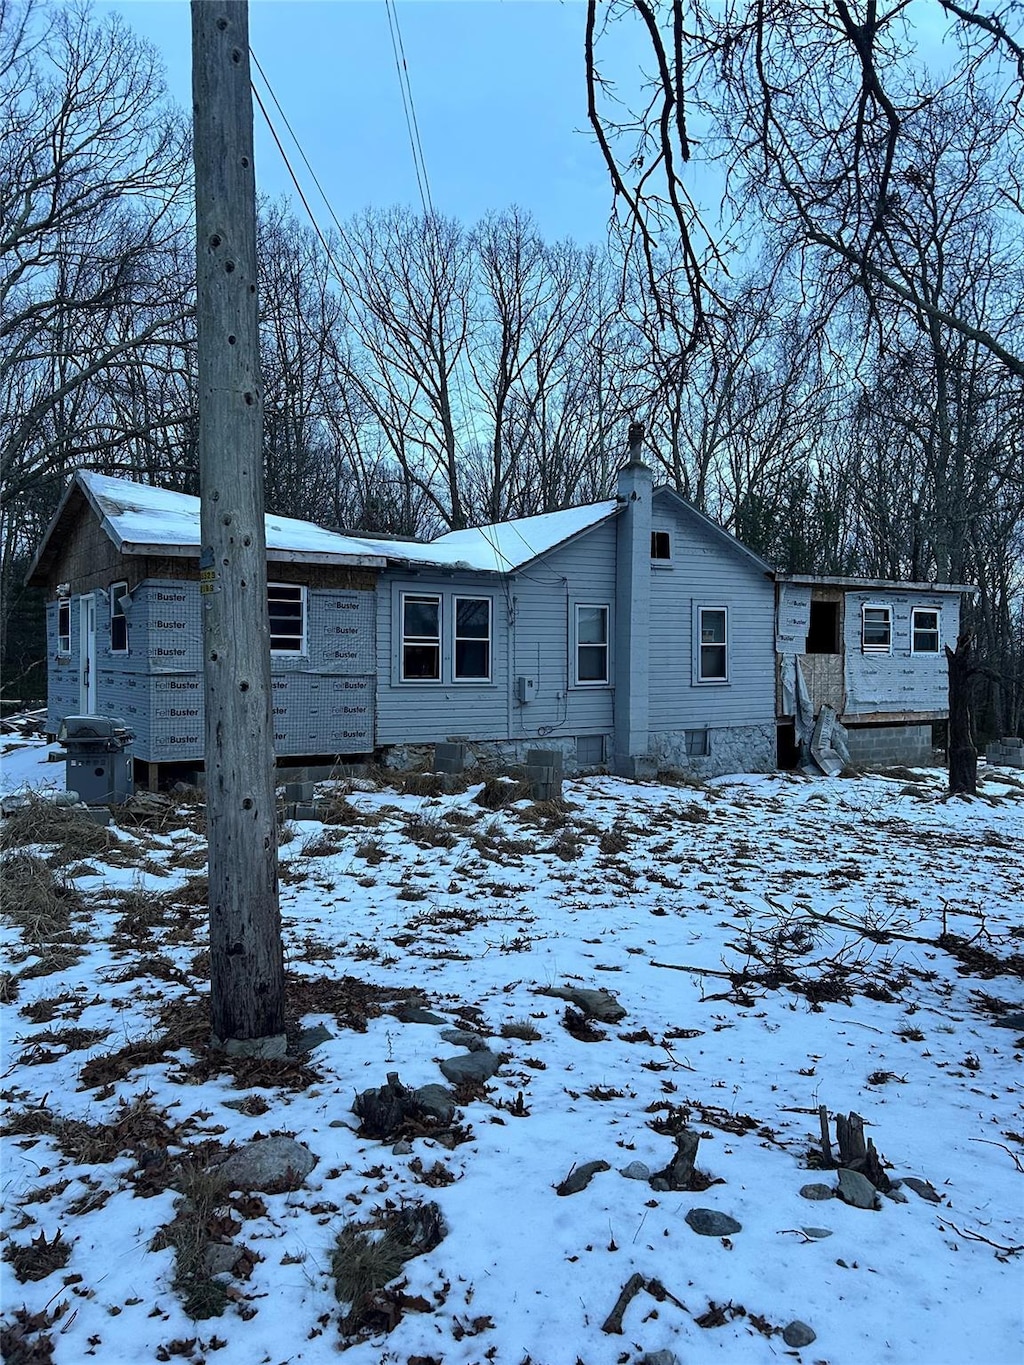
<box><xmin>511</xmin><ymin>519</ymin><xmax>617</xmax><ymax>741</ymax></box>
<box><xmin>648</xmin><ymin>506</ymin><xmax>776</xmax><ymax>730</ymax></box>
<box><xmin>375</xmin><ymin>572</ymin><xmax>511</xmax><ymax>744</ymax></box>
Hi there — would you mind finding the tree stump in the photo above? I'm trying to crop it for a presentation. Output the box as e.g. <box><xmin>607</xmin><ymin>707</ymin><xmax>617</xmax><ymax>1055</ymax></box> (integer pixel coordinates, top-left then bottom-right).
<box><xmin>946</xmin><ymin>633</ymin><xmax>978</xmax><ymax>796</ymax></box>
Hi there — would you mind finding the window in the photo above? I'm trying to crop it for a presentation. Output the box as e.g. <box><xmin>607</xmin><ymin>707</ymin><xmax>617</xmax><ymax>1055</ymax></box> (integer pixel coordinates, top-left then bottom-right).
<box><xmin>57</xmin><ymin>599</ymin><xmax>71</xmax><ymax>655</ymax></box>
<box><xmin>575</xmin><ymin>604</ymin><xmax>609</xmax><ymax>685</ymax></box>
<box><xmin>402</xmin><ymin>593</ymin><xmax>441</xmax><ymax>680</ymax></box>
<box><xmin>862</xmin><ymin>604</ymin><xmax>892</xmax><ymax>654</ymax></box>
<box><xmin>110</xmin><ymin>580</ymin><xmax>128</xmax><ymax>653</ymax></box>
<box><xmin>912</xmin><ymin>607</ymin><xmax>940</xmax><ymax>655</ymax></box>
<box><xmin>698</xmin><ymin>607</ymin><xmax>728</xmax><ymax>681</ymax></box>
<box><xmin>268</xmin><ymin>583</ymin><xmax>305</xmax><ymax>652</ymax></box>
<box><xmin>454</xmin><ymin>596</ymin><xmax>491</xmax><ymax>681</ymax></box>
<box><xmin>651</xmin><ymin>530</ymin><xmax>672</xmax><ymax>561</ymax></box>
<box><xmin>685</xmin><ymin>728</ymin><xmax>710</xmax><ymax>757</ymax></box>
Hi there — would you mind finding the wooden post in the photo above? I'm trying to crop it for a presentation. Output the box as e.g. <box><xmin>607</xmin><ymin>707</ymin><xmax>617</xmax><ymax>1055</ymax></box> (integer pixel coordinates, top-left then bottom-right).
<box><xmin>192</xmin><ymin>0</ymin><xmax>285</xmax><ymax>1054</ymax></box>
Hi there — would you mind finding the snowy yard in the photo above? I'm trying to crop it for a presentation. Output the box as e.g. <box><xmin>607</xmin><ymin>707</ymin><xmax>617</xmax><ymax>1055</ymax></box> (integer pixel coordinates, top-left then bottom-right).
<box><xmin>1</xmin><ymin>741</ymin><xmax>1022</xmax><ymax>1365</ymax></box>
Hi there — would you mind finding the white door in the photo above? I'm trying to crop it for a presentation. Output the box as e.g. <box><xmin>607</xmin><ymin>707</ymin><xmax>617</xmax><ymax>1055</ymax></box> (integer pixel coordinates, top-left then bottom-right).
<box><xmin>79</xmin><ymin>594</ymin><xmax>97</xmax><ymax>713</ymax></box>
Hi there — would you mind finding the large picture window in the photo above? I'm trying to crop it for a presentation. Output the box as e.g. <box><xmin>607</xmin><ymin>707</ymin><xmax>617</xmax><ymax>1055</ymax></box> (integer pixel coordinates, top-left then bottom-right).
<box><xmin>698</xmin><ymin>607</ymin><xmax>728</xmax><ymax>681</ymax></box>
<box><xmin>575</xmin><ymin>604</ymin><xmax>609</xmax><ymax>685</ymax></box>
<box><xmin>402</xmin><ymin>593</ymin><xmax>441</xmax><ymax>680</ymax></box>
<box><xmin>110</xmin><ymin>580</ymin><xmax>129</xmax><ymax>653</ymax></box>
<box><xmin>862</xmin><ymin>604</ymin><xmax>892</xmax><ymax>654</ymax></box>
<box><xmin>454</xmin><ymin>596</ymin><xmax>491</xmax><ymax>681</ymax></box>
<box><xmin>57</xmin><ymin>599</ymin><xmax>71</xmax><ymax>655</ymax></box>
<box><xmin>268</xmin><ymin>583</ymin><xmax>305</xmax><ymax>652</ymax></box>
<box><xmin>912</xmin><ymin>607</ymin><xmax>940</xmax><ymax>655</ymax></box>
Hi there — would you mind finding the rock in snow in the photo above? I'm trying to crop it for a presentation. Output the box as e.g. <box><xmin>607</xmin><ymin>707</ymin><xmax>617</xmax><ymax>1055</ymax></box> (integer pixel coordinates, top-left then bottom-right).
<box><xmin>836</xmin><ymin>1167</ymin><xmax>881</xmax><ymax>1210</ymax></box>
<box><xmin>215</xmin><ymin>1137</ymin><xmax>316</xmax><ymax>1192</ymax></box>
<box><xmin>901</xmin><ymin>1176</ymin><xmax>943</xmax><ymax>1203</ymax></box>
<box><xmin>556</xmin><ymin>1160</ymin><xmax>611</xmax><ymax>1195</ymax></box>
<box><xmin>782</xmin><ymin>1320</ymin><xmax>817</xmax><ymax>1347</ymax></box>
<box><xmin>538</xmin><ymin>985</ymin><xmax>627</xmax><ymax>1022</ymax></box>
<box><xmin>799</xmin><ymin>1183</ymin><xmax>835</xmax><ymax>1201</ymax></box>
<box><xmin>438</xmin><ymin>1050</ymin><xmax>501</xmax><ymax>1084</ymax></box>
<box><xmin>684</xmin><ymin>1208</ymin><xmax>742</xmax><ymax>1237</ymax></box>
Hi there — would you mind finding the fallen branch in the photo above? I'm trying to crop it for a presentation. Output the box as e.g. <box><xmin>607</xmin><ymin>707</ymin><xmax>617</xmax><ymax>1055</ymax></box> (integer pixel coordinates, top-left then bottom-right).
<box><xmin>650</xmin><ymin>962</ymin><xmax>736</xmax><ymax>979</ymax></box>
<box><xmin>936</xmin><ymin>1217</ymin><xmax>1024</xmax><ymax>1256</ymax></box>
<box><xmin>601</xmin><ymin>1272</ymin><xmax>646</xmax><ymax>1334</ymax></box>
<box><xmin>601</xmin><ymin>1272</ymin><xmax>687</xmax><ymax>1334</ymax></box>
<box><xmin>968</xmin><ymin>1138</ymin><xmax>1024</xmax><ymax>1175</ymax></box>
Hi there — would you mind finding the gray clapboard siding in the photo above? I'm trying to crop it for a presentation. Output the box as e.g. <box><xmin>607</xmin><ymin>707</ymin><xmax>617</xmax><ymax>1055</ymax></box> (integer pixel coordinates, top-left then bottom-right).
<box><xmin>648</xmin><ymin>504</ymin><xmax>776</xmax><ymax>730</ymax></box>
<box><xmin>511</xmin><ymin>519</ymin><xmax>618</xmax><ymax>740</ymax></box>
<box><xmin>375</xmin><ymin>572</ymin><xmax>512</xmax><ymax>744</ymax></box>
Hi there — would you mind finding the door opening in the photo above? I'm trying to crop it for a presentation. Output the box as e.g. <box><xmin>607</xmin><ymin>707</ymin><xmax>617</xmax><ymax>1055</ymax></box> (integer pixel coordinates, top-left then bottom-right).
<box><xmin>79</xmin><ymin>595</ymin><xmax>97</xmax><ymax>713</ymax></box>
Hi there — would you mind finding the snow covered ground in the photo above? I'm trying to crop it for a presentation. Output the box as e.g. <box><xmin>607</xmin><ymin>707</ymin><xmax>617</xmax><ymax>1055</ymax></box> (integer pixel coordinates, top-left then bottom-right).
<box><xmin>1</xmin><ymin>739</ymin><xmax>1022</xmax><ymax>1365</ymax></box>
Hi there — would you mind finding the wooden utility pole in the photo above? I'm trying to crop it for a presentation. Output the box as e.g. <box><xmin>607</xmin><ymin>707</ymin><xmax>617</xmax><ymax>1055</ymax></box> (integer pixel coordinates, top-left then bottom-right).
<box><xmin>192</xmin><ymin>0</ymin><xmax>285</xmax><ymax>1054</ymax></box>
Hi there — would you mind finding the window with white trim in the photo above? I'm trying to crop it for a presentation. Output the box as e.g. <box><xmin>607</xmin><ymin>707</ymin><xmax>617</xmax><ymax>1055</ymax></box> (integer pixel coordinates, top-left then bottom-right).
<box><xmin>862</xmin><ymin>604</ymin><xmax>892</xmax><ymax>654</ymax></box>
<box><xmin>698</xmin><ymin>606</ymin><xmax>728</xmax><ymax>681</ymax></box>
<box><xmin>575</xmin><ymin>604</ymin><xmax>609</xmax><ymax>685</ymax></box>
<box><xmin>268</xmin><ymin>583</ymin><xmax>306</xmax><ymax>652</ymax></box>
<box><xmin>912</xmin><ymin>607</ymin><xmax>940</xmax><ymax>655</ymax></box>
<box><xmin>57</xmin><ymin>599</ymin><xmax>71</xmax><ymax>655</ymax></box>
<box><xmin>402</xmin><ymin>593</ymin><xmax>441</xmax><ymax>680</ymax></box>
<box><xmin>453</xmin><ymin>596</ymin><xmax>491</xmax><ymax>681</ymax></box>
<box><xmin>110</xmin><ymin>580</ymin><xmax>129</xmax><ymax>653</ymax></box>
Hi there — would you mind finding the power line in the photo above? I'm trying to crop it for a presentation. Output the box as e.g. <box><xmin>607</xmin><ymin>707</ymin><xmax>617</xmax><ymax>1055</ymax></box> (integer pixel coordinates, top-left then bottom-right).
<box><xmin>249</xmin><ymin>36</ymin><xmax>560</xmax><ymax>576</ymax></box>
<box><xmin>383</xmin><ymin>0</ymin><xmax>433</xmax><ymax>215</ymax></box>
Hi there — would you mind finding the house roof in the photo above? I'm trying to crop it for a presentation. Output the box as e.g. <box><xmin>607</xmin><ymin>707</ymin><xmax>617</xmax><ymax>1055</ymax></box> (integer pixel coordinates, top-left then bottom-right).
<box><xmin>26</xmin><ymin>471</ymin><xmax>391</xmax><ymax>583</ymax></box>
<box><xmin>366</xmin><ymin>501</ymin><xmax>619</xmax><ymax>573</ymax></box>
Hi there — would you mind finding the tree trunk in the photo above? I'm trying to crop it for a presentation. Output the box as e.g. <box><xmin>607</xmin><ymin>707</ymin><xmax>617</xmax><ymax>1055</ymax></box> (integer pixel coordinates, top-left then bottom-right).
<box><xmin>946</xmin><ymin>631</ymin><xmax>978</xmax><ymax>796</ymax></box>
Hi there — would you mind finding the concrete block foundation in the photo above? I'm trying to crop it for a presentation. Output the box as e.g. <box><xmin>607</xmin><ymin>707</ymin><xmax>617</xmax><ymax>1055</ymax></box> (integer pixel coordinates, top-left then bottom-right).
<box><xmin>844</xmin><ymin>723</ymin><xmax>933</xmax><ymax>767</ymax></box>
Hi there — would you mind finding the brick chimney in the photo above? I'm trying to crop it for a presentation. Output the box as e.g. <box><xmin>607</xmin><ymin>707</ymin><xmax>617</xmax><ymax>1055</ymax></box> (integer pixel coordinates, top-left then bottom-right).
<box><xmin>613</xmin><ymin>422</ymin><xmax>653</xmax><ymax>777</ymax></box>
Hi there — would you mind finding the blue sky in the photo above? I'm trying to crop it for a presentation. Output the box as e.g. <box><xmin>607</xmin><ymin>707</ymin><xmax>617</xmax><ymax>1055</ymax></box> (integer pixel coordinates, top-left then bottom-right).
<box><xmin>104</xmin><ymin>1</ymin><xmax>639</xmax><ymax>245</ymax></box>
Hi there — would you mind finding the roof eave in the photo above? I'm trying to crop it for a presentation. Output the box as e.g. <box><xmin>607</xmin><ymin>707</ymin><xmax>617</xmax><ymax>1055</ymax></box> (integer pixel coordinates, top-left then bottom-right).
<box><xmin>777</xmin><ymin>573</ymin><xmax>977</xmax><ymax>594</ymax></box>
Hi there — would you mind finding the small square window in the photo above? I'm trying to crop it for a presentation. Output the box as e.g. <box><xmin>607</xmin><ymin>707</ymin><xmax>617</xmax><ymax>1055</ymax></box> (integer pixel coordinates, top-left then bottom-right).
<box><xmin>651</xmin><ymin>530</ymin><xmax>671</xmax><ymax>560</ymax></box>
<box><xmin>110</xmin><ymin>580</ymin><xmax>129</xmax><ymax>653</ymax></box>
<box><xmin>912</xmin><ymin>608</ymin><xmax>940</xmax><ymax>655</ymax></box>
<box><xmin>685</xmin><ymin>728</ymin><xmax>709</xmax><ymax>757</ymax></box>
<box><xmin>268</xmin><ymin>583</ymin><xmax>306</xmax><ymax>652</ymax></box>
<box><xmin>698</xmin><ymin>607</ymin><xmax>728</xmax><ymax>681</ymax></box>
<box><xmin>57</xmin><ymin>599</ymin><xmax>71</xmax><ymax>655</ymax></box>
<box><xmin>402</xmin><ymin>593</ymin><xmax>441</xmax><ymax>680</ymax></box>
<box><xmin>862</xmin><ymin>605</ymin><xmax>892</xmax><ymax>653</ymax></box>
<box><xmin>575</xmin><ymin>604</ymin><xmax>609</xmax><ymax>685</ymax></box>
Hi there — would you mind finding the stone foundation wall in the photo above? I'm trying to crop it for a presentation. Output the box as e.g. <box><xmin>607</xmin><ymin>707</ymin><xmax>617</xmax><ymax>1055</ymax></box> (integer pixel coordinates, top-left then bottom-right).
<box><xmin>844</xmin><ymin>723</ymin><xmax>933</xmax><ymax>766</ymax></box>
<box><xmin>650</xmin><ymin>722</ymin><xmax>777</xmax><ymax>780</ymax></box>
<box><xmin>382</xmin><ymin>723</ymin><xmax>777</xmax><ymax>781</ymax></box>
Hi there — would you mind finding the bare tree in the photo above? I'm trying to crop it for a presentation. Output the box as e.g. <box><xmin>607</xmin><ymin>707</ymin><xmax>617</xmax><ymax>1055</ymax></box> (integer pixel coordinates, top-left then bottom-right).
<box><xmin>586</xmin><ymin>0</ymin><xmax>1024</xmax><ymax>376</ymax></box>
<box><xmin>0</xmin><ymin>0</ymin><xmax>192</xmax><ymax>684</ymax></box>
<box><xmin>336</xmin><ymin>208</ymin><xmax>473</xmax><ymax>530</ymax></box>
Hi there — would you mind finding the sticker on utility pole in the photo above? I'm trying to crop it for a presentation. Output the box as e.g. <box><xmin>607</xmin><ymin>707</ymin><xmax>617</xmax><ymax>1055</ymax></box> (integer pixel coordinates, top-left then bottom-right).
<box><xmin>199</xmin><ymin>546</ymin><xmax>218</xmax><ymax>596</ymax></box>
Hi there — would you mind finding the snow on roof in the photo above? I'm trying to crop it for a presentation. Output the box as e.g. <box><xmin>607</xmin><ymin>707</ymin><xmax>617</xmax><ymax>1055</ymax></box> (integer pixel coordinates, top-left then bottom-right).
<box><xmin>387</xmin><ymin>501</ymin><xmax>619</xmax><ymax>573</ymax></box>
<box><xmin>78</xmin><ymin>472</ymin><xmax>389</xmax><ymax>565</ymax></box>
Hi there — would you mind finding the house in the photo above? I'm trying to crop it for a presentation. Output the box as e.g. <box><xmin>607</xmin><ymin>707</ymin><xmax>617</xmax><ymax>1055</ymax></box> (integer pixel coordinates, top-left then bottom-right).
<box><xmin>775</xmin><ymin>574</ymin><xmax>969</xmax><ymax>766</ymax></box>
<box><xmin>26</xmin><ymin>462</ymin><xmax>965</xmax><ymax>786</ymax></box>
<box><xmin>25</xmin><ymin>472</ymin><xmax>389</xmax><ymax>787</ymax></box>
